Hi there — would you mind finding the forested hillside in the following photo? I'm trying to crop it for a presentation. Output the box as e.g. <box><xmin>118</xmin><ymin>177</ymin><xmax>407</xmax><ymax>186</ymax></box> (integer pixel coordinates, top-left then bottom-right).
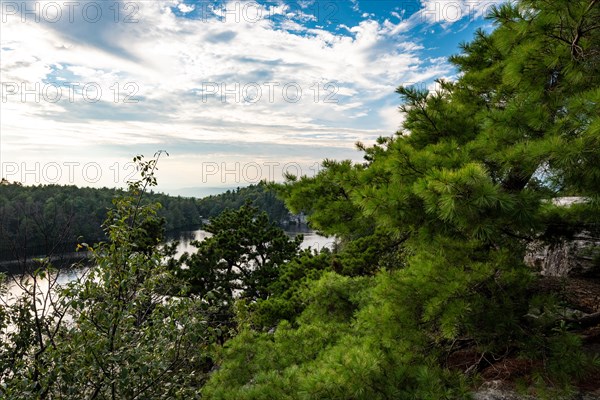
<box><xmin>0</xmin><ymin>183</ymin><xmax>201</xmax><ymax>262</ymax></box>
<box><xmin>196</xmin><ymin>183</ymin><xmax>292</xmax><ymax>223</ymax></box>
<box><xmin>0</xmin><ymin>182</ymin><xmax>294</xmax><ymax>264</ymax></box>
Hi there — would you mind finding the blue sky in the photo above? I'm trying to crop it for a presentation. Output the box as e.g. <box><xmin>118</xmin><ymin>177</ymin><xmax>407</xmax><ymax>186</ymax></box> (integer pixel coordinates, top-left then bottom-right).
<box><xmin>0</xmin><ymin>0</ymin><xmax>502</xmax><ymax>194</ymax></box>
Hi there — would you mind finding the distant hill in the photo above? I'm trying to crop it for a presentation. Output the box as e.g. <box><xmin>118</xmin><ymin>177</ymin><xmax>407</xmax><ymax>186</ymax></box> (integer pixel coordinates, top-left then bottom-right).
<box><xmin>0</xmin><ymin>182</ymin><xmax>297</xmax><ymax>264</ymax></box>
<box><xmin>0</xmin><ymin>183</ymin><xmax>201</xmax><ymax>262</ymax></box>
<box><xmin>169</xmin><ymin>186</ymin><xmax>241</xmax><ymax>198</ymax></box>
<box><xmin>196</xmin><ymin>183</ymin><xmax>293</xmax><ymax>224</ymax></box>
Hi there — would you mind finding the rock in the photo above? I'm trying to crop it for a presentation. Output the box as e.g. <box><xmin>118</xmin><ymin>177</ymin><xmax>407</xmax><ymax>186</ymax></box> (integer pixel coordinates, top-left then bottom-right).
<box><xmin>473</xmin><ymin>391</ymin><xmax>600</xmax><ymax>400</ymax></box>
<box><xmin>533</xmin><ymin>276</ymin><xmax>600</xmax><ymax>314</ymax></box>
<box><xmin>472</xmin><ymin>381</ymin><xmax>600</xmax><ymax>400</ymax></box>
<box><xmin>525</xmin><ymin>232</ymin><xmax>600</xmax><ymax>278</ymax></box>
<box><xmin>472</xmin><ymin>388</ymin><xmax>523</xmax><ymax>400</ymax></box>
<box><xmin>472</xmin><ymin>381</ymin><xmax>533</xmax><ymax>400</ymax></box>
<box><xmin>551</xmin><ymin>197</ymin><xmax>587</xmax><ymax>207</ymax></box>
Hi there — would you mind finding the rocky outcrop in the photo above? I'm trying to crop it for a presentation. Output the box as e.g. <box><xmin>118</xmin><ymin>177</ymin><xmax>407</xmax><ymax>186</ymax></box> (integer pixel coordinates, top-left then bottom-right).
<box><xmin>473</xmin><ymin>381</ymin><xmax>600</xmax><ymax>400</ymax></box>
<box><xmin>477</xmin><ymin>224</ymin><xmax>600</xmax><ymax>400</ymax></box>
<box><xmin>473</xmin><ymin>389</ymin><xmax>600</xmax><ymax>400</ymax></box>
<box><xmin>473</xmin><ymin>389</ymin><xmax>527</xmax><ymax>400</ymax></box>
<box><xmin>525</xmin><ymin>229</ymin><xmax>600</xmax><ymax>326</ymax></box>
<box><xmin>525</xmin><ymin>232</ymin><xmax>600</xmax><ymax>278</ymax></box>
<box><xmin>473</xmin><ymin>382</ymin><xmax>532</xmax><ymax>400</ymax></box>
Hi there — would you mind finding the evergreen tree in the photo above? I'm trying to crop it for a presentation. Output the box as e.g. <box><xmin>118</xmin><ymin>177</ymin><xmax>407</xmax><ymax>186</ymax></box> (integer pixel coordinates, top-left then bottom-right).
<box><xmin>204</xmin><ymin>1</ymin><xmax>600</xmax><ymax>397</ymax></box>
<box><xmin>176</xmin><ymin>202</ymin><xmax>302</xmax><ymax>340</ymax></box>
<box><xmin>195</xmin><ymin>182</ymin><xmax>292</xmax><ymax>224</ymax></box>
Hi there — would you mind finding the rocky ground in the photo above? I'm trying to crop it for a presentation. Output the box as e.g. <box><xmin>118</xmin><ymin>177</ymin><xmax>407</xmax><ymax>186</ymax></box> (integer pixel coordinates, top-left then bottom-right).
<box><xmin>469</xmin><ymin>231</ymin><xmax>600</xmax><ymax>400</ymax></box>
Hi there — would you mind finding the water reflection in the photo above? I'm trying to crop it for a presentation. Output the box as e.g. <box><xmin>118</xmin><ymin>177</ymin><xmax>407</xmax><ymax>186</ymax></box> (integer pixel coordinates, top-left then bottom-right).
<box><xmin>169</xmin><ymin>227</ymin><xmax>334</xmax><ymax>257</ymax></box>
<box><xmin>169</xmin><ymin>229</ymin><xmax>213</xmax><ymax>258</ymax></box>
<box><xmin>1</xmin><ymin>229</ymin><xmax>334</xmax><ymax>299</ymax></box>
<box><xmin>285</xmin><ymin>227</ymin><xmax>336</xmax><ymax>252</ymax></box>
<box><xmin>1</xmin><ymin>268</ymin><xmax>83</xmax><ymax>305</ymax></box>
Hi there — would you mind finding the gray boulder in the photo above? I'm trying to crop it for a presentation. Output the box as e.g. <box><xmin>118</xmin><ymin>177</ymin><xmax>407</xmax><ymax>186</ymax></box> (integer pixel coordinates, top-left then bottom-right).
<box><xmin>525</xmin><ymin>232</ymin><xmax>600</xmax><ymax>277</ymax></box>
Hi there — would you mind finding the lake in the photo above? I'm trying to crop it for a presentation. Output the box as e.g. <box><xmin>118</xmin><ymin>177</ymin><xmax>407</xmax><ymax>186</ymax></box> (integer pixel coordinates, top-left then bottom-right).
<box><xmin>2</xmin><ymin>228</ymin><xmax>333</xmax><ymax>301</ymax></box>
<box><xmin>171</xmin><ymin>226</ymin><xmax>334</xmax><ymax>257</ymax></box>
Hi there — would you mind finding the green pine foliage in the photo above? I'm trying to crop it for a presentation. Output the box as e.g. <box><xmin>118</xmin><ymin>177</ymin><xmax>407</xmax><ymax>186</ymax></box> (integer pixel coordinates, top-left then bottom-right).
<box><xmin>279</xmin><ymin>160</ymin><xmax>371</xmax><ymax>239</ymax></box>
<box><xmin>204</xmin><ymin>0</ymin><xmax>600</xmax><ymax>397</ymax></box>
<box><xmin>178</xmin><ymin>202</ymin><xmax>302</xmax><ymax>301</ymax></box>
<box><xmin>1</xmin><ymin>0</ymin><xmax>598</xmax><ymax>397</ymax></box>
<box><xmin>249</xmin><ymin>249</ymin><xmax>333</xmax><ymax>329</ymax></box>
<box><xmin>174</xmin><ymin>202</ymin><xmax>303</xmax><ymax>342</ymax></box>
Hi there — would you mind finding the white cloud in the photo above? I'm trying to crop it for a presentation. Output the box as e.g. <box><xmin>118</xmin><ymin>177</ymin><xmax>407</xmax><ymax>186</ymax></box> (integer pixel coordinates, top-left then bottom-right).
<box><xmin>177</xmin><ymin>3</ymin><xmax>195</xmax><ymax>14</ymax></box>
<box><xmin>379</xmin><ymin>106</ymin><xmax>406</xmax><ymax>133</ymax></box>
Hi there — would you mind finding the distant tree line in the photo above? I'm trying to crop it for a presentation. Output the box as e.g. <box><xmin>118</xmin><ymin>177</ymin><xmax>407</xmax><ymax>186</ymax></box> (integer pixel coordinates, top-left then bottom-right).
<box><xmin>196</xmin><ymin>183</ymin><xmax>292</xmax><ymax>224</ymax></box>
<box><xmin>0</xmin><ymin>183</ymin><xmax>201</xmax><ymax>263</ymax></box>
<box><xmin>0</xmin><ymin>182</ymin><xmax>295</xmax><ymax>264</ymax></box>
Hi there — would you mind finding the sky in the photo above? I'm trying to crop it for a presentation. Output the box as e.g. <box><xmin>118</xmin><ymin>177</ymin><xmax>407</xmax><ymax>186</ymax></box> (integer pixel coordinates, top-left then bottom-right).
<box><xmin>0</xmin><ymin>0</ymin><xmax>503</xmax><ymax>195</ymax></box>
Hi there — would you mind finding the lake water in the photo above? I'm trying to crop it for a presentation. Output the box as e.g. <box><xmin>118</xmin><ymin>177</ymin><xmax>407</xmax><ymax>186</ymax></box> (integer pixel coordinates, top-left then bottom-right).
<box><xmin>2</xmin><ymin>228</ymin><xmax>334</xmax><ymax>301</ymax></box>
<box><xmin>171</xmin><ymin>226</ymin><xmax>334</xmax><ymax>257</ymax></box>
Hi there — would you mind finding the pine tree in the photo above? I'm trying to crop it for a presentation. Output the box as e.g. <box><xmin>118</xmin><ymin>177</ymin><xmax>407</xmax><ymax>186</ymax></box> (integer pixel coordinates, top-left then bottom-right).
<box><xmin>204</xmin><ymin>1</ymin><xmax>600</xmax><ymax>397</ymax></box>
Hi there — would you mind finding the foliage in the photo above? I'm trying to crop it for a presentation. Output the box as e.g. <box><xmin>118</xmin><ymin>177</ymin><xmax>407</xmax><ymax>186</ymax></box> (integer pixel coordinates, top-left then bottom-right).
<box><xmin>249</xmin><ymin>249</ymin><xmax>333</xmax><ymax>329</ymax></box>
<box><xmin>1</xmin><ymin>0</ymin><xmax>599</xmax><ymax>397</ymax></box>
<box><xmin>0</xmin><ymin>154</ymin><xmax>214</xmax><ymax>399</ymax></box>
<box><xmin>278</xmin><ymin>159</ymin><xmax>371</xmax><ymax>239</ymax></box>
<box><xmin>205</xmin><ymin>0</ymin><xmax>600</xmax><ymax>397</ymax></box>
<box><xmin>0</xmin><ymin>182</ymin><xmax>202</xmax><ymax>265</ymax></box>
<box><xmin>196</xmin><ymin>183</ymin><xmax>293</xmax><ymax>224</ymax></box>
<box><xmin>330</xmin><ymin>227</ymin><xmax>407</xmax><ymax>276</ymax></box>
<box><xmin>205</xmin><ymin>270</ymin><xmax>472</xmax><ymax>400</ymax></box>
<box><xmin>176</xmin><ymin>202</ymin><xmax>302</xmax><ymax>340</ymax></box>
